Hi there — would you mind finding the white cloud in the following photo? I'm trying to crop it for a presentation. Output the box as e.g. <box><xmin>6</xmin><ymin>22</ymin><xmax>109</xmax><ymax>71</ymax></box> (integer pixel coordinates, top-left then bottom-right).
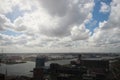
<box><xmin>13</xmin><ymin>0</ymin><xmax>94</xmax><ymax>38</ymax></box>
<box><xmin>71</xmin><ymin>25</ymin><xmax>90</xmax><ymax>41</ymax></box>
<box><xmin>0</xmin><ymin>0</ymin><xmax>38</xmax><ymax>14</ymax></box>
<box><xmin>0</xmin><ymin>14</ymin><xmax>14</xmax><ymax>31</ymax></box>
<box><xmin>0</xmin><ymin>0</ymin><xmax>13</xmax><ymax>14</ymax></box>
<box><xmin>100</xmin><ymin>2</ymin><xmax>110</xmax><ymax>13</ymax></box>
<box><xmin>89</xmin><ymin>0</ymin><xmax>120</xmax><ymax>52</ymax></box>
<box><xmin>1</xmin><ymin>0</ymin><xmax>120</xmax><ymax>53</ymax></box>
<box><xmin>38</xmin><ymin>0</ymin><xmax>69</xmax><ymax>17</ymax></box>
<box><xmin>14</xmin><ymin>17</ymin><xmax>27</xmax><ymax>32</ymax></box>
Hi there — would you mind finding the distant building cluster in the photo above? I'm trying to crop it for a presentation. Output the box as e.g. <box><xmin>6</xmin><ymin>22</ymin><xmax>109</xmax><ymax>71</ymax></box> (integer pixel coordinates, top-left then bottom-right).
<box><xmin>0</xmin><ymin>53</ymin><xmax>120</xmax><ymax>80</ymax></box>
<box><xmin>33</xmin><ymin>54</ymin><xmax>120</xmax><ymax>80</ymax></box>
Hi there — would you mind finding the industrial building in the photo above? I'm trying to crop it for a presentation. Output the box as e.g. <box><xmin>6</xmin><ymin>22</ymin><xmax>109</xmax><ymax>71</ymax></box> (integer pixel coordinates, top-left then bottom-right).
<box><xmin>33</xmin><ymin>54</ymin><xmax>120</xmax><ymax>80</ymax></box>
<box><xmin>0</xmin><ymin>74</ymin><xmax>5</xmax><ymax>80</ymax></box>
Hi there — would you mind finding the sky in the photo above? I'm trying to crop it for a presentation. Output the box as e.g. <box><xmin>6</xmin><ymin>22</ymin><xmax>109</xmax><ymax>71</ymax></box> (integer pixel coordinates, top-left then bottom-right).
<box><xmin>0</xmin><ymin>0</ymin><xmax>120</xmax><ymax>53</ymax></box>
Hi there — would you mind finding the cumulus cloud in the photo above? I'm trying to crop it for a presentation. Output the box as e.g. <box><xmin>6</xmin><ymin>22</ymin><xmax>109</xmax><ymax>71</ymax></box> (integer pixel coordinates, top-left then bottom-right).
<box><xmin>14</xmin><ymin>17</ymin><xmax>27</xmax><ymax>31</ymax></box>
<box><xmin>8</xmin><ymin>0</ymin><xmax>94</xmax><ymax>39</ymax></box>
<box><xmin>100</xmin><ymin>2</ymin><xmax>110</xmax><ymax>13</ymax></box>
<box><xmin>0</xmin><ymin>0</ymin><xmax>13</xmax><ymax>14</ymax></box>
<box><xmin>71</xmin><ymin>24</ymin><xmax>90</xmax><ymax>41</ymax></box>
<box><xmin>90</xmin><ymin>0</ymin><xmax>120</xmax><ymax>51</ymax></box>
<box><xmin>38</xmin><ymin>0</ymin><xmax>69</xmax><ymax>17</ymax></box>
<box><xmin>1</xmin><ymin>0</ymin><xmax>120</xmax><ymax>53</ymax></box>
<box><xmin>0</xmin><ymin>0</ymin><xmax>38</xmax><ymax>14</ymax></box>
<box><xmin>0</xmin><ymin>14</ymin><xmax>14</xmax><ymax>31</ymax></box>
<box><xmin>16</xmin><ymin>0</ymin><xmax>94</xmax><ymax>38</ymax></box>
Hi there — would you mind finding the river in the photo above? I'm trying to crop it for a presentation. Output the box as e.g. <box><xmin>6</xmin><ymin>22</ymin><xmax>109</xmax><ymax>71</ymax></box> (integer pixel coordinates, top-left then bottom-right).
<box><xmin>0</xmin><ymin>59</ymin><xmax>76</xmax><ymax>77</ymax></box>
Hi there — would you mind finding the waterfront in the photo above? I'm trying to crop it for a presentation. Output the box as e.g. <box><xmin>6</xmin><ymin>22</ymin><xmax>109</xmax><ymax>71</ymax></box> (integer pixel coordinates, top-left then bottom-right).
<box><xmin>0</xmin><ymin>59</ymin><xmax>75</xmax><ymax>77</ymax></box>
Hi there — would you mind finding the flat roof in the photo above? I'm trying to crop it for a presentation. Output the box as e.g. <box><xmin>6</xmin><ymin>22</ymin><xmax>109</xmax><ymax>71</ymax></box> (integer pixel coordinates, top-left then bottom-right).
<box><xmin>81</xmin><ymin>56</ymin><xmax>119</xmax><ymax>61</ymax></box>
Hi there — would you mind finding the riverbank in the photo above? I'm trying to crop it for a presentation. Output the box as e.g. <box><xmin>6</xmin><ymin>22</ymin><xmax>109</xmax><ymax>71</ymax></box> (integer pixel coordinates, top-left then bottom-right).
<box><xmin>5</xmin><ymin>61</ymin><xmax>26</xmax><ymax>65</ymax></box>
<box><xmin>0</xmin><ymin>59</ymin><xmax>76</xmax><ymax>77</ymax></box>
<box><xmin>0</xmin><ymin>61</ymin><xmax>26</xmax><ymax>65</ymax></box>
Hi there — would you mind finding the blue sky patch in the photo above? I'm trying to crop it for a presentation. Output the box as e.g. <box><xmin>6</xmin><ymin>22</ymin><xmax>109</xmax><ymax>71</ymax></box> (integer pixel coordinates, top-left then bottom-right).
<box><xmin>1</xmin><ymin>30</ymin><xmax>22</xmax><ymax>36</ymax></box>
<box><xmin>85</xmin><ymin>0</ymin><xmax>112</xmax><ymax>34</ymax></box>
<box><xmin>5</xmin><ymin>6</ymin><xmax>25</xmax><ymax>23</ymax></box>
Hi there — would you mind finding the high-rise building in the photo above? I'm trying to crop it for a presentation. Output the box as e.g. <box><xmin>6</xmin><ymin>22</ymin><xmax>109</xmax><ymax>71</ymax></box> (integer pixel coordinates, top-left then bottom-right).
<box><xmin>0</xmin><ymin>74</ymin><xmax>5</xmax><ymax>80</ymax></box>
<box><xmin>36</xmin><ymin>57</ymin><xmax>46</xmax><ymax>68</ymax></box>
<box><xmin>33</xmin><ymin>57</ymin><xmax>46</xmax><ymax>80</ymax></box>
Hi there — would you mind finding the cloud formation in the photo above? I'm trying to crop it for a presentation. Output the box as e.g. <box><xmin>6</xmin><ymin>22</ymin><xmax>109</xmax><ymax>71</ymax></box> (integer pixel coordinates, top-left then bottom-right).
<box><xmin>89</xmin><ymin>0</ymin><xmax>120</xmax><ymax>52</ymax></box>
<box><xmin>100</xmin><ymin>2</ymin><xmax>110</xmax><ymax>13</ymax></box>
<box><xmin>0</xmin><ymin>0</ymin><xmax>120</xmax><ymax>53</ymax></box>
<box><xmin>0</xmin><ymin>14</ymin><xmax>14</xmax><ymax>31</ymax></box>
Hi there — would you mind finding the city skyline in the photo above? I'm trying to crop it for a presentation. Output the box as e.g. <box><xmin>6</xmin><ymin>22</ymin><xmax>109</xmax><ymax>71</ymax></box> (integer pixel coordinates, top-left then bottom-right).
<box><xmin>0</xmin><ymin>0</ymin><xmax>120</xmax><ymax>53</ymax></box>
